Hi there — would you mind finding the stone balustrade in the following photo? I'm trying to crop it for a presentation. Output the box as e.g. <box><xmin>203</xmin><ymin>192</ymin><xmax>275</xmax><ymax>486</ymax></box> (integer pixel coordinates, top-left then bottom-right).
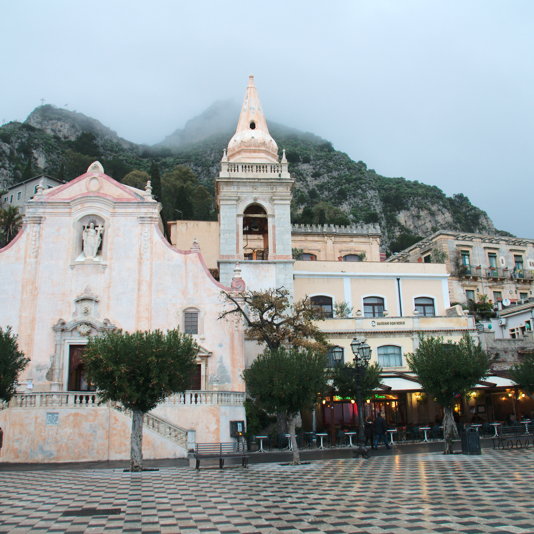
<box><xmin>2</xmin><ymin>390</ymin><xmax>245</xmax><ymax>409</ymax></box>
<box><xmin>222</xmin><ymin>162</ymin><xmax>287</xmax><ymax>175</ymax></box>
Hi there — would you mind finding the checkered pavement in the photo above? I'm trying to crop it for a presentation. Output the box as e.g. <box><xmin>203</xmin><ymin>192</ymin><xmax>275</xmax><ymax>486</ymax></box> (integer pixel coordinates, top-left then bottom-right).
<box><xmin>1</xmin><ymin>449</ymin><xmax>533</xmax><ymax>533</ymax></box>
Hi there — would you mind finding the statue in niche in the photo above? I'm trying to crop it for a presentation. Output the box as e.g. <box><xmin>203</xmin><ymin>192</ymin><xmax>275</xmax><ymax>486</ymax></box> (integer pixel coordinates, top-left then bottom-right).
<box><xmin>82</xmin><ymin>222</ymin><xmax>104</xmax><ymax>260</ymax></box>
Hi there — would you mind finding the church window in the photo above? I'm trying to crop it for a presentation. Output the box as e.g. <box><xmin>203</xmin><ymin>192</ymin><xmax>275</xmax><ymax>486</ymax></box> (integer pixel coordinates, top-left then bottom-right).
<box><xmin>250</xmin><ymin>121</ymin><xmax>256</xmax><ymax>129</ymax></box>
<box><xmin>184</xmin><ymin>310</ymin><xmax>199</xmax><ymax>335</ymax></box>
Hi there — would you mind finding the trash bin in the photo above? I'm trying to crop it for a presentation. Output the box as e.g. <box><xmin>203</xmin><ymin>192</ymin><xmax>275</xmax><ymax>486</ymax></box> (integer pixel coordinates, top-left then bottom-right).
<box><xmin>461</xmin><ymin>427</ymin><xmax>481</xmax><ymax>455</ymax></box>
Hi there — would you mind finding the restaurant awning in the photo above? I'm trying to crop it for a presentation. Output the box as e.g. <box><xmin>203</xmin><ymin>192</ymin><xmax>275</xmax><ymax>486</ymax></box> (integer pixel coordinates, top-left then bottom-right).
<box><xmin>379</xmin><ymin>373</ymin><xmax>517</xmax><ymax>393</ymax></box>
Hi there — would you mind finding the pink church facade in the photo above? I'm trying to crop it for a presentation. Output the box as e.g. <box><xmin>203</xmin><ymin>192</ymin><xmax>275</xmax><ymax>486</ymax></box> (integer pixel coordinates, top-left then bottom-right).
<box><xmin>0</xmin><ymin>162</ymin><xmax>246</xmax><ymax>463</ymax></box>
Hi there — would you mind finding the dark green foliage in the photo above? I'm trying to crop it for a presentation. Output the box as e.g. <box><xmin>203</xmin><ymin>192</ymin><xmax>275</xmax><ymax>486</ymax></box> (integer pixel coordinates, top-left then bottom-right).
<box><xmin>390</xmin><ymin>233</ymin><xmax>423</xmax><ymax>253</ymax></box>
<box><xmin>331</xmin><ymin>362</ymin><xmax>383</xmax><ymax>401</ymax></box>
<box><xmin>317</xmin><ymin>209</ymin><xmax>326</xmax><ymax>225</ymax></box>
<box><xmin>243</xmin><ymin>347</ymin><xmax>328</xmax><ymax>417</ymax></box>
<box><xmin>363</xmin><ymin>212</ymin><xmax>379</xmax><ymax>224</ymax></box>
<box><xmin>510</xmin><ymin>352</ymin><xmax>534</xmax><ymax>395</ymax></box>
<box><xmin>57</xmin><ymin>162</ymin><xmax>65</xmax><ymax>181</ymax></box>
<box><xmin>150</xmin><ymin>161</ymin><xmax>162</xmax><ymax>201</ymax></box>
<box><xmin>101</xmin><ymin>158</ymin><xmax>132</xmax><ymax>182</ymax></box>
<box><xmin>22</xmin><ymin>159</ymin><xmax>32</xmax><ymax>181</ymax></box>
<box><xmin>68</xmin><ymin>132</ymin><xmax>101</xmax><ymax>158</ymax></box>
<box><xmin>244</xmin><ymin>399</ymin><xmax>276</xmax><ymax>439</ymax></box>
<box><xmin>0</xmin><ymin>326</ymin><xmax>30</xmax><ymax>402</ymax></box>
<box><xmin>300</xmin><ymin>207</ymin><xmax>314</xmax><ymax>224</ymax></box>
<box><xmin>0</xmin><ymin>205</ymin><xmax>23</xmax><ymax>246</ymax></box>
<box><xmin>122</xmin><ymin>170</ymin><xmax>150</xmax><ymax>189</ymax></box>
<box><xmin>82</xmin><ymin>329</ymin><xmax>199</xmax><ymax>413</ymax></box>
<box><xmin>406</xmin><ymin>334</ymin><xmax>490</xmax><ymax>409</ymax></box>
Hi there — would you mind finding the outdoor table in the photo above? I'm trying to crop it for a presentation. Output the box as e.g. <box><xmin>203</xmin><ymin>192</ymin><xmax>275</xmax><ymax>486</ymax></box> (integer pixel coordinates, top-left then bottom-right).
<box><xmin>345</xmin><ymin>431</ymin><xmax>356</xmax><ymax>447</ymax></box>
<box><xmin>521</xmin><ymin>420</ymin><xmax>531</xmax><ymax>435</ymax></box>
<box><xmin>256</xmin><ymin>435</ymin><xmax>268</xmax><ymax>453</ymax></box>
<box><xmin>472</xmin><ymin>424</ymin><xmax>482</xmax><ymax>433</ymax></box>
<box><xmin>420</xmin><ymin>426</ymin><xmax>431</xmax><ymax>443</ymax></box>
<box><xmin>490</xmin><ymin>423</ymin><xmax>501</xmax><ymax>438</ymax></box>
<box><xmin>386</xmin><ymin>429</ymin><xmax>397</xmax><ymax>446</ymax></box>
<box><xmin>316</xmin><ymin>433</ymin><xmax>328</xmax><ymax>450</ymax></box>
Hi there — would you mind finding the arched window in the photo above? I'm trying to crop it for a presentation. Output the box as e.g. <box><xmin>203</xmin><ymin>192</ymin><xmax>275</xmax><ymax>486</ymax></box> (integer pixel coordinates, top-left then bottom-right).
<box><xmin>415</xmin><ymin>297</ymin><xmax>435</xmax><ymax>316</ymax></box>
<box><xmin>364</xmin><ymin>297</ymin><xmax>384</xmax><ymax>317</ymax></box>
<box><xmin>243</xmin><ymin>204</ymin><xmax>268</xmax><ymax>260</ymax></box>
<box><xmin>377</xmin><ymin>346</ymin><xmax>402</xmax><ymax>367</ymax></box>
<box><xmin>343</xmin><ymin>254</ymin><xmax>361</xmax><ymax>262</ymax></box>
<box><xmin>301</xmin><ymin>253</ymin><xmax>317</xmax><ymax>261</ymax></box>
<box><xmin>326</xmin><ymin>346</ymin><xmax>344</xmax><ymax>367</ymax></box>
<box><xmin>184</xmin><ymin>309</ymin><xmax>199</xmax><ymax>335</ymax></box>
<box><xmin>310</xmin><ymin>295</ymin><xmax>333</xmax><ymax>318</ymax></box>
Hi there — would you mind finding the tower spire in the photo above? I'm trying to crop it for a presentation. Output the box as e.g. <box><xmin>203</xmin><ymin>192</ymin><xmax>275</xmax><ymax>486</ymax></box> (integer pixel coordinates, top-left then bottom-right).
<box><xmin>226</xmin><ymin>76</ymin><xmax>279</xmax><ymax>163</ymax></box>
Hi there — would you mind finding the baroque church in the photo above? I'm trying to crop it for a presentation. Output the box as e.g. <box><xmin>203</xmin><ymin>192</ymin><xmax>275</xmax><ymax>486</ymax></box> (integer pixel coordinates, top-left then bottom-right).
<box><xmin>1</xmin><ymin>77</ymin><xmax>489</xmax><ymax>463</ymax></box>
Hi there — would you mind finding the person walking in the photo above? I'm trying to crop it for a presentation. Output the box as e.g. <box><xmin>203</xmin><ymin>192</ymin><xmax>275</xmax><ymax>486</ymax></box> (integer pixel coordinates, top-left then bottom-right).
<box><xmin>364</xmin><ymin>417</ymin><xmax>374</xmax><ymax>447</ymax></box>
<box><xmin>373</xmin><ymin>413</ymin><xmax>390</xmax><ymax>450</ymax></box>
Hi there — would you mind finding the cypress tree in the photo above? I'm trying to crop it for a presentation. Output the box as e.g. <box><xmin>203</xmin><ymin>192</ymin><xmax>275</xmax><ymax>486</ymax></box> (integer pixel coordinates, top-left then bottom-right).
<box><xmin>150</xmin><ymin>161</ymin><xmax>162</xmax><ymax>201</ymax></box>
<box><xmin>58</xmin><ymin>162</ymin><xmax>65</xmax><ymax>182</ymax></box>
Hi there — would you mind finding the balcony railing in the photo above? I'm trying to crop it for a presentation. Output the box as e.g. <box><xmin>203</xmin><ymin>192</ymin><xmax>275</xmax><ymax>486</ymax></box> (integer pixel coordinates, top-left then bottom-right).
<box><xmin>456</xmin><ymin>264</ymin><xmax>481</xmax><ymax>277</ymax></box>
<box><xmin>511</xmin><ymin>269</ymin><xmax>534</xmax><ymax>281</ymax></box>
<box><xmin>486</xmin><ymin>268</ymin><xmax>508</xmax><ymax>279</ymax></box>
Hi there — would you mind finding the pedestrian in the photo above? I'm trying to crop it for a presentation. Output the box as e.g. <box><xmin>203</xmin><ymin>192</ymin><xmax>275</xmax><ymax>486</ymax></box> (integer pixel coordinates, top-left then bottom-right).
<box><xmin>373</xmin><ymin>413</ymin><xmax>390</xmax><ymax>450</ymax></box>
<box><xmin>364</xmin><ymin>417</ymin><xmax>374</xmax><ymax>447</ymax></box>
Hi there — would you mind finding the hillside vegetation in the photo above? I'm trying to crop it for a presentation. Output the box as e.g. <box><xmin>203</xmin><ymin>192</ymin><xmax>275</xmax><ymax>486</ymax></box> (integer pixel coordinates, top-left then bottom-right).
<box><xmin>0</xmin><ymin>103</ymin><xmax>505</xmax><ymax>252</ymax></box>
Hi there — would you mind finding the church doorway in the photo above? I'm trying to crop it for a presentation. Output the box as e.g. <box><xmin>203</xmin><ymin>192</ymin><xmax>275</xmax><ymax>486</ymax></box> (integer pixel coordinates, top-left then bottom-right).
<box><xmin>68</xmin><ymin>345</ymin><xmax>95</xmax><ymax>391</ymax></box>
<box><xmin>243</xmin><ymin>205</ymin><xmax>268</xmax><ymax>260</ymax></box>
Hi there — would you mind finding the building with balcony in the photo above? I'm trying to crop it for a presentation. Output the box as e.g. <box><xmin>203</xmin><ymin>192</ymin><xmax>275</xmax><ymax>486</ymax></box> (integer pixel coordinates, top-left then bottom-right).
<box><xmin>387</xmin><ymin>230</ymin><xmax>534</xmax><ymax>307</ymax></box>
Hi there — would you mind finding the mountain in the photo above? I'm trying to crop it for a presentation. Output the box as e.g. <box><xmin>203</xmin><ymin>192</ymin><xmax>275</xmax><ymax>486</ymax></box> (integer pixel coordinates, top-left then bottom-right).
<box><xmin>0</xmin><ymin>102</ymin><xmax>505</xmax><ymax>252</ymax></box>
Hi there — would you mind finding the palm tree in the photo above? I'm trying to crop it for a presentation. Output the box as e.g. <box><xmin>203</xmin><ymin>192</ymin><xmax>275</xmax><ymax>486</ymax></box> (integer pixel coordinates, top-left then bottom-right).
<box><xmin>0</xmin><ymin>205</ymin><xmax>23</xmax><ymax>247</ymax></box>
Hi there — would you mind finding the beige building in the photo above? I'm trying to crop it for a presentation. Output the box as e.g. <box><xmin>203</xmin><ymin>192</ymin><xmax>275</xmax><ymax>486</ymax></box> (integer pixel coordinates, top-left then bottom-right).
<box><xmin>2</xmin><ymin>174</ymin><xmax>65</xmax><ymax>213</ymax></box>
<box><xmin>387</xmin><ymin>230</ymin><xmax>534</xmax><ymax>307</ymax></box>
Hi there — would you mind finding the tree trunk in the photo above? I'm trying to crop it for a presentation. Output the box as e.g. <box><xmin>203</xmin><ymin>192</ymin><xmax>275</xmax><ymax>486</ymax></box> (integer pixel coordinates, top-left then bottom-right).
<box><xmin>442</xmin><ymin>406</ymin><xmax>458</xmax><ymax>455</ymax></box>
<box><xmin>130</xmin><ymin>408</ymin><xmax>144</xmax><ymax>471</ymax></box>
<box><xmin>288</xmin><ymin>413</ymin><xmax>301</xmax><ymax>465</ymax></box>
<box><xmin>276</xmin><ymin>412</ymin><xmax>287</xmax><ymax>434</ymax></box>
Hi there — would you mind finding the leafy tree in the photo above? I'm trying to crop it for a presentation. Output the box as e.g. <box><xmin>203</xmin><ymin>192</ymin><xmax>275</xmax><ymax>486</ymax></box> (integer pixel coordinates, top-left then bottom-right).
<box><xmin>175</xmin><ymin>184</ymin><xmax>195</xmax><ymax>220</ymax></box>
<box><xmin>300</xmin><ymin>207</ymin><xmax>314</xmax><ymax>224</ymax></box>
<box><xmin>161</xmin><ymin>165</ymin><xmax>197</xmax><ymax>221</ymax></box>
<box><xmin>510</xmin><ymin>352</ymin><xmax>534</xmax><ymax>400</ymax></box>
<box><xmin>122</xmin><ymin>170</ymin><xmax>150</xmax><ymax>189</ymax></box>
<box><xmin>430</xmin><ymin>247</ymin><xmax>448</xmax><ymax>264</ymax></box>
<box><xmin>82</xmin><ymin>329</ymin><xmax>199</xmax><ymax>471</ymax></box>
<box><xmin>63</xmin><ymin>149</ymin><xmax>93</xmax><ymax>180</ymax></box>
<box><xmin>243</xmin><ymin>347</ymin><xmax>328</xmax><ymax>464</ymax></box>
<box><xmin>406</xmin><ymin>334</ymin><xmax>490</xmax><ymax>454</ymax></box>
<box><xmin>150</xmin><ymin>161</ymin><xmax>162</xmax><ymax>201</ymax></box>
<box><xmin>192</xmin><ymin>185</ymin><xmax>212</xmax><ymax>220</ymax></box>
<box><xmin>334</xmin><ymin>301</ymin><xmax>353</xmax><ymax>318</ymax></box>
<box><xmin>0</xmin><ymin>206</ymin><xmax>23</xmax><ymax>247</ymax></box>
<box><xmin>220</xmin><ymin>287</ymin><xmax>328</xmax><ymax>353</ymax></box>
<box><xmin>331</xmin><ymin>361</ymin><xmax>382</xmax><ymax>402</ymax></box>
<box><xmin>0</xmin><ymin>326</ymin><xmax>29</xmax><ymax>403</ymax></box>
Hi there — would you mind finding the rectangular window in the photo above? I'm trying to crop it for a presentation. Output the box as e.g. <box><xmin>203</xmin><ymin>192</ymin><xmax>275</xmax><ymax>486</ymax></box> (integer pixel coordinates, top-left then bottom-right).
<box><xmin>493</xmin><ymin>291</ymin><xmax>502</xmax><ymax>302</ymax></box>
<box><xmin>466</xmin><ymin>290</ymin><xmax>475</xmax><ymax>302</ymax></box>
<box><xmin>520</xmin><ymin>293</ymin><xmax>528</xmax><ymax>301</ymax></box>
<box><xmin>377</xmin><ymin>346</ymin><xmax>402</xmax><ymax>367</ymax></box>
<box><xmin>423</xmin><ymin>254</ymin><xmax>431</xmax><ymax>263</ymax></box>
<box><xmin>461</xmin><ymin>251</ymin><xmax>470</xmax><ymax>265</ymax></box>
<box><xmin>488</xmin><ymin>253</ymin><xmax>497</xmax><ymax>269</ymax></box>
<box><xmin>10</xmin><ymin>195</ymin><xmax>13</xmax><ymax>203</ymax></box>
<box><xmin>17</xmin><ymin>191</ymin><xmax>21</xmax><ymax>200</ymax></box>
<box><xmin>184</xmin><ymin>312</ymin><xmax>198</xmax><ymax>334</ymax></box>
<box><xmin>514</xmin><ymin>255</ymin><xmax>524</xmax><ymax>270</ymax></box>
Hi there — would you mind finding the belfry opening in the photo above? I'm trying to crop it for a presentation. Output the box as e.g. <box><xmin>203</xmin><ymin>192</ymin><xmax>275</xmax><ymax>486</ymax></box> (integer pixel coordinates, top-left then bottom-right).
<box><xmin>243</xmin><ymin>204</ymin><xmax>268</xmax><ymax>260</ymax></box>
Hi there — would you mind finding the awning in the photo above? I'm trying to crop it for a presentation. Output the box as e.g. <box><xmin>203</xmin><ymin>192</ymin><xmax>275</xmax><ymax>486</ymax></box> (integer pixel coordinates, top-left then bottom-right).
<box><xmin>379</xmin><ymin>374</ymin><xmax>516</xmax><ymax>393</ymax></box>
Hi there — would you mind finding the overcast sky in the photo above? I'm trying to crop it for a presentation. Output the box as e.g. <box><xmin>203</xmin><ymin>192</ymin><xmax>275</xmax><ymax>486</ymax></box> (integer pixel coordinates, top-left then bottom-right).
<box><xmin>2</xmin><ymin>1</ymin><xmax>533</xmax><ymax>237</ymax></box>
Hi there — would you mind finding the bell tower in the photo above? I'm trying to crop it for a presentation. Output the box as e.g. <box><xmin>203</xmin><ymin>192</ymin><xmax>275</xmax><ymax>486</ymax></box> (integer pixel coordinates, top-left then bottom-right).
<box><xmin>216</xmin><ymin>76</ymin><xmax>294</xmax><ymax>292</ymax></box>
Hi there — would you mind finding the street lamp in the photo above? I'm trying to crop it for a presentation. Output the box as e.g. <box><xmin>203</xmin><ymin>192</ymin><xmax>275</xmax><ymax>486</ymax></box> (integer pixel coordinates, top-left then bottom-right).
<box><xmin>329</xmin><ymin>346</ymin><xmax>344</xmax><ymax>446</ymax></box>
<box><xmin>350</xmin><ymin>337</ymin><xmax>372</xmax><ymax>447</ymax></box>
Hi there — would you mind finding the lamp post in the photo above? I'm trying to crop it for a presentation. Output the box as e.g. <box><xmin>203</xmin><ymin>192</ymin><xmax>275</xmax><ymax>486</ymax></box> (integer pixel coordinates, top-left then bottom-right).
<box><xmin>350</xmin><ymin>337</ymin><xmax>372</xmax><ymax>447</ymax></box>
<box><xmin>330</xmin><ymin>346</ymin><xmax>344</xmax><ymax>446</ymax></box>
